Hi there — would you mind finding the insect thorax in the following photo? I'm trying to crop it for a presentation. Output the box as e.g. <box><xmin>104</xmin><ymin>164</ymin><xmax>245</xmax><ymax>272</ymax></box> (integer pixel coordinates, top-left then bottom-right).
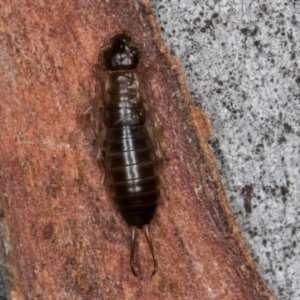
<box><xmin>104</xmin><ymin>70</ymin><xmax>145</xmax><ymax>127</ymax></box>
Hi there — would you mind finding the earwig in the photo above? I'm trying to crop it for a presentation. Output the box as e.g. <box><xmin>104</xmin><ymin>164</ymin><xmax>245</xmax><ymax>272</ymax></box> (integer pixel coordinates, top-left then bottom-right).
<box><xmin>93</xmin><ymin>34</ymin><xmax>164</xmax><ymax>278</ymax></box>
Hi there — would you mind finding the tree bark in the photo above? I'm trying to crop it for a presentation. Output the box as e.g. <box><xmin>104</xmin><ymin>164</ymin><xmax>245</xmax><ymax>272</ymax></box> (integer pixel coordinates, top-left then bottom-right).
<box><xmin>0</xmin><ymin>1</ymin><xmax>275</xmax><ymax>299</ymax></box>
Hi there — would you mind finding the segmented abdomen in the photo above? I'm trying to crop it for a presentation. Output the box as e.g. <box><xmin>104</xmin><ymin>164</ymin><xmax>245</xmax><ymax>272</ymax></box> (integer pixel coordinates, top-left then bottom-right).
<box><xmin>104</xmin><ymin>71</ymin><xmax>160</xmax><ymax>229</ymax></box>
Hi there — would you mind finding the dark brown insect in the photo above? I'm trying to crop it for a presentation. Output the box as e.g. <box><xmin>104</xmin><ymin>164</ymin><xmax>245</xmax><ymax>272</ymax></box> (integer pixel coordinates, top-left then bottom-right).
<box><xmin>92</xmin><ymin>34</ymin><xmax>165</xmax><ymax>278</ymax></box>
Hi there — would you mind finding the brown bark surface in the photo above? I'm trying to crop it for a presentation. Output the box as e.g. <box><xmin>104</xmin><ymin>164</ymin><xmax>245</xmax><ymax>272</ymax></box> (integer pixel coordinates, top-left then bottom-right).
<box><xmin>0</xmin><ymin>1</ymin><xmax>275</xmax><ymax>299</ymax></box>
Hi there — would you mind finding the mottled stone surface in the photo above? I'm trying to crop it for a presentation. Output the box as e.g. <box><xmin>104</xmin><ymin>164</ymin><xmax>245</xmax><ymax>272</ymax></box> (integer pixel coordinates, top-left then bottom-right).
<box><xmin>149</xmin><ymin>1</ymin><xmax>300</xmax><ymax>299</ymax></box>
<box><xmin>0</xmin><ymin>0</ymin><xmax>275</xmax><ymax>299</ymax></box>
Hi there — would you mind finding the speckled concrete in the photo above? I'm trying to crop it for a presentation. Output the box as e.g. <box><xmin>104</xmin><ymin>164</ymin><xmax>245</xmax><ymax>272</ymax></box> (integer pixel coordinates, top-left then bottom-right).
<box><xmin>149</xmin><ymin>0</ymin><xmax>300</xmax><ymax>299</ymax></box>
<box><xmin>0</xmin><ymin>270</ymin><xmax>7</xmax><ymax>300</ymax></box>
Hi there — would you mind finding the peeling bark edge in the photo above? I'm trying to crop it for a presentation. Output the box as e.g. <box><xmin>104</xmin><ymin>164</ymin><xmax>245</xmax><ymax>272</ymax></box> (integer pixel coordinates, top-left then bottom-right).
<box><xmin>139</xmin><ymin>0</ymin><xmax>274</xmax><ymax>298</ymax></box>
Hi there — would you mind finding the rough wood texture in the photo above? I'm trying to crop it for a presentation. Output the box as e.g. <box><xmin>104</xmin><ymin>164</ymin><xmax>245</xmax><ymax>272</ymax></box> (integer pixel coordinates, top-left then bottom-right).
<box><xmin>0</xmin><ymin>1</ymin><xmax>275</xmax><ymax>299</ymax></box>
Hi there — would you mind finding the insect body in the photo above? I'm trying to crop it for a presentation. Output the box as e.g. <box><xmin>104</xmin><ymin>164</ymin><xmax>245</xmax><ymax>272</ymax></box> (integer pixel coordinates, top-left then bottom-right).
<box><xmin>94</xmin><ymin>34</ymin><xmax>162</xmax><ymax>278</ymax></box>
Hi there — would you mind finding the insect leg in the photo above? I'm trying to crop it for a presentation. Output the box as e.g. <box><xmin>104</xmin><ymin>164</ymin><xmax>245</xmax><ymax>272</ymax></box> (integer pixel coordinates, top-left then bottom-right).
<box><xmin>92</xmin><ymin>48</ymin><xmax>107</xmax><ymax>186</ymax></box>
<box><xmin>95</xmin><ymin>126</ymin><xmax>106</xmax><ymax>186</ymax></box>
<box><xmin>152</xmin><ymin>108</ymin><xmax>168</xmax><ymax>161</ymax></box>
<box><xmin>159</xmin><ymin>176</ymin><xmax>169</xmax><ymax>200</ymax></box>
<box><xmin>68</xmin><ymin>105</ymin><xmax>94</xmax><ymax>142</ymax></box>
<box><xmin>140</xmin><ymin>54</ymin><xmax>161</xmax><ymax>155</ymax></box>
<box><xmin>93</xmin><ymin>46</ymin><xmax>105</xmax><ymax>138</ymax></box>
<box><xmin>80</xmin><ymin>105</ymin><xmax>94</xmax><ymax>129</ymax></box>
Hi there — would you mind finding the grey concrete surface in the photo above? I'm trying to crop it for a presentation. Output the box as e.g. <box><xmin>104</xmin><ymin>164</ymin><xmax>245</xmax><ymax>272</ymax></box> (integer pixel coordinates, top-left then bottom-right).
<box><xmin>0</xmin><ymin>270</ymin><xmax>7</xmax><ymax>300</ymax></box>
<box><xmin>149</xmin><ymin>0</ymin><xmax>300</xmax><ymax>299</ymax></box>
